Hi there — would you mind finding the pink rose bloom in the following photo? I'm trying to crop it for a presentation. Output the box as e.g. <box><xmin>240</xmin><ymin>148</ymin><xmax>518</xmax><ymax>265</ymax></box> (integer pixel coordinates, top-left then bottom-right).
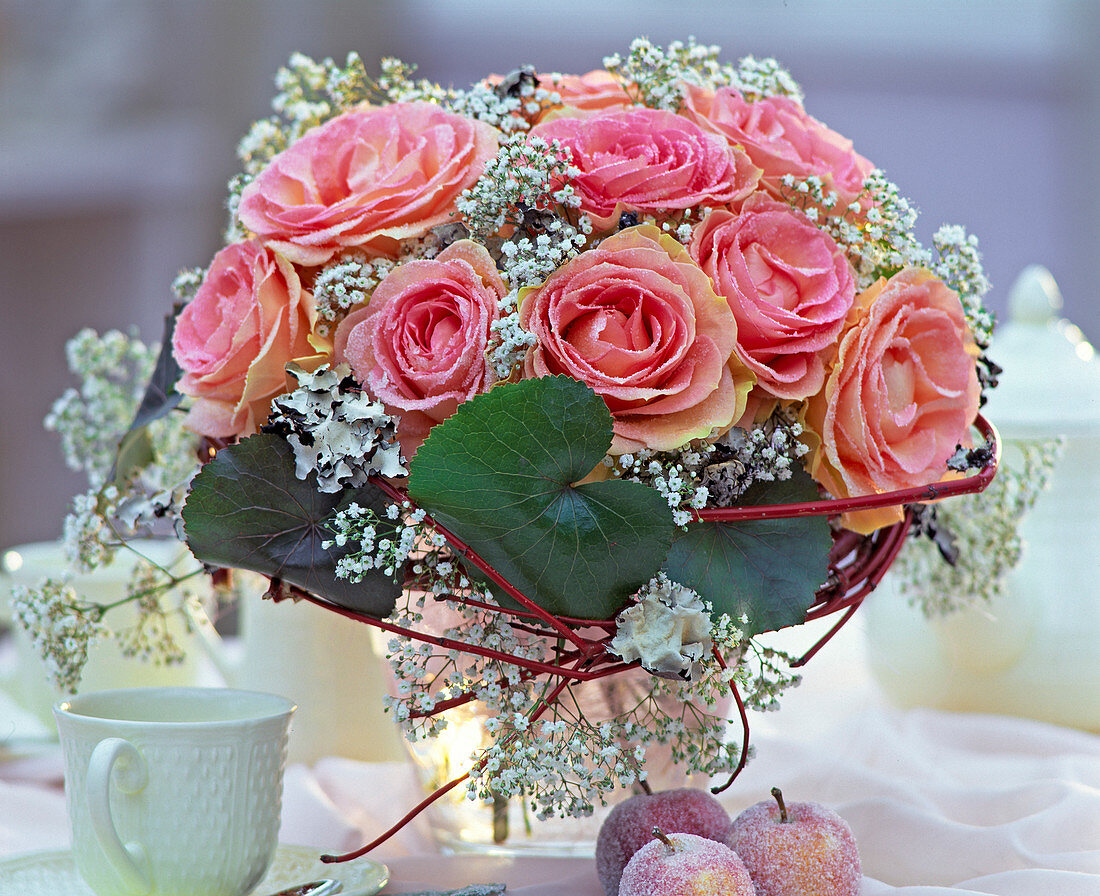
<box><xmin>172</xmin><ymin>240</ymin><xmax>317</xmax><ymax>439</ymax></box>
<box><xmin>683</xmin><ymin>86</ymin><xmax>873</xmax><ymax>207</ymax></box>
<box><xmin>531</xmin><ymin>108</ymin><xmax>759</xmax><ymax>226</ymax></box>
<box><xmin>238</xmin><ymin>103</ymin><xmax>499</xmax><ymax>266</ymax></box>
<box><xmin>519</xmin><ymin>225</ymin><xmax>755</xmax><ymax>454</ymax></box>
<box><xmin>334</xmin><ymin>240</ymin><xmax>504</xmax><ymax>458</ymax></box>
<box><xmin>805</xmin><ymin>268</ymin><xmax>981</xmax><ymax>533</ymax></box>
<box><xmin>690</xmin><ymin>198</ymin><xmax>857</xmax><ymax>400</ymax></box>
<box><xmin>544</xmin><ymin>70</ymin><xmax>631</xmax><ymax>113</ymax></box>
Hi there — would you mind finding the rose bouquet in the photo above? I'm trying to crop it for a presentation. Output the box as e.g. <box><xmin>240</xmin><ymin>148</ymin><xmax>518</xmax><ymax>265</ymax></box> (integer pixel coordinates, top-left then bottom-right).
<box><xmin>22</xmin><ymin>39</ymin><xmax>1000</xmax><ymax>855</ymax></box>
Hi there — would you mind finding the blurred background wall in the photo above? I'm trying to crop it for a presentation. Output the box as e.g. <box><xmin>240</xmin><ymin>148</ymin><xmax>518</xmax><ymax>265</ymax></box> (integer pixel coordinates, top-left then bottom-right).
<box><xmin>1</xmin><ymin>0</ymin><xmax>1097</xmax><ymax>550</ymax></box>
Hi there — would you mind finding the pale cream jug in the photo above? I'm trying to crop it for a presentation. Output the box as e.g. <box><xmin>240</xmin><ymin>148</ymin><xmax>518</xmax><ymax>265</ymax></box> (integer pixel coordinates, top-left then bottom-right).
<box><xmin>193</xmin><ymin>570</ymin><xmax>407</xmax><ymax>765</ymax></box>
<box><xmin>2</xmin><ymin>544</ymin><xmax>406</xmax><ymax>764</ymax></box>
<box><xmin>0</xmin><ymin>539</ymin><xmax>209</xmax><ymax>731</ymax></box>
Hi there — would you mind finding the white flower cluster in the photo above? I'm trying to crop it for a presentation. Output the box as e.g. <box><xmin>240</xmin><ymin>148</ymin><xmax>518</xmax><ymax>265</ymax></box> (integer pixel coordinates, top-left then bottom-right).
<box><xmin>268</xmin><ymin>363</ymin><xmax>406</xmax><ymax>493</ymax></box>
<box><xmin>894</xmin><ymin>438</ymin><xmax>1062</xmax><ymax>615</ymax></box>
<box><xmin>497</xmin><ymin>212</ymin><xmax>591</xmax><ymax>287</ymax></box>
<box><xmin>11</xmin><ymin>579</ymin><xmax>102</xmax><ymax>694</ymax></box>
<box><xmin>11</xmin><ymin>556</ymin><xmax>205</xmax><ymax>694</ymax></box>
<box><xmin>604</xmin><ymin>38</ymin><xmax>720</xmax><ymax>110</ymax></box>
<box><xmin>610</xmin><ymin>574</ymin><xmax>713</xmax><ymax>679</ymax></box>
<box><xmin>325</xmin><ymin>500</ymin><xmax>431</xmax><ymax>582</ymax></box>
<box><xmin>839</xmin><ymin>170</ymin><xmax>932</xmax><ymax>286</ymax></box>
<box><xmin>457</xmin><ymin>133</ymin><xmax>583</xmax><ymax>242</ymax></box>
<box><xmin>704</xmin><ymin>410</ymin><xmax>810</xmax><ymax>505</ymax></box>
<box><xmin>312</xmin><ymin>253</ymin><xmax>396</xmax><ymax>325</ymax></box>
<box><xmin>469</xmin><ymin>715</ymin><xmax>650</xmax><ymax>820</ymax></box>
<box><xmin>778</xmin><ymin>173</ymin><xmax>840</xmax><ymax>222</ymax></box>
<box><xmin>62</xmin><ymin>487</ymin><xmax>120</xmax><ymax>572</ymax></box>
<box><xmin>373</xmin><ymin>56</ymin><xmax>456</xmax><ymax>106</ymax></box>
<box><xmin>731</xmin><ymin>55</ymin><xmax>805</xmax><ymax>103</ymax></box>
<box><xmin>933</xmin><ymin>224</ymin><xmax>995</xmax><ymax>348</ymax></box>
<box><xmin>45</xmin><ymin>328</ymin><xmax>158</xmax><ymax>487</ymax></box>
<box><xmin>486</xmin><ymin>291</ymin><xmax>538</xmax><ymax>380</ymax></box>
<box><xmin>609</xmin><ymin>449</ymin><xmax>712</xmax><ymax>527</ymax></box>
<box><xmin>451</xmin><ymin>69</ymin><xmax>559</xmax><ymax>135</ymax></box>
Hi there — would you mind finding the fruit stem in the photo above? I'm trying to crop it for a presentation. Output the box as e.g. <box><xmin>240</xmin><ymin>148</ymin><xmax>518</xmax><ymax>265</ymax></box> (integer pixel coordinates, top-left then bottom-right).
<box><xmin>652</xmin><ymin>826</ymin><xmax>676</xmax><ymax>853</ymax></box>
<box><xmin>771</xmin><ymin>787</ymin><xmax>789</xmax><ymax>823</ymax></box>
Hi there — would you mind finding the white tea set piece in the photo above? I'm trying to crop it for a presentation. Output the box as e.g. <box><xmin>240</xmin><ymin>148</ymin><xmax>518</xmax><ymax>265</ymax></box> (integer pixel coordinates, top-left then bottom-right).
<box><xmin>53</xmin><ymin>686</ymin><xmax>295</xmax><ymax>896</ymax></box>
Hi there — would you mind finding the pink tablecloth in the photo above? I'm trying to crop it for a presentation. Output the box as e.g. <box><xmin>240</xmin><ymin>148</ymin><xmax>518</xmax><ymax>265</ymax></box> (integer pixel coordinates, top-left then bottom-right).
<box><xmin>3</xmin><ymin>620</ymin><xmax>1099</xmax><ymax>895</ymax></box>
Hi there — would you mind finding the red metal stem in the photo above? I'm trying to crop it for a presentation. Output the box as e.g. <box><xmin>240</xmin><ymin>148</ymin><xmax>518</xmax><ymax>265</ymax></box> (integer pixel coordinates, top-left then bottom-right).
<box><xmin>709</xmin><ymin>646</ymin><xmax>751</xmax><ymax>795</ymax></box>
<box><xmin>695</xmin><ymin>414</ymin><xmax>999</xmax><ymax>522</ymax></box>
<box><xmin>372</xmin><ymin>477</ymin><xmax>600</xmax><ymax>652</ymax></box>
<box><xmin>321</xmin><ymin>769</ymin><xmax>471</xmax><ymax>863</ymax></box>
<box><xmin>292</xmin><ymin>588</ymin><xmax>631</xmax><ymax>683</ymax></box>
<box><xmin>325</xmin><ymin>653</ymin><xmax>587</xmax><ymax>861</ymax></box>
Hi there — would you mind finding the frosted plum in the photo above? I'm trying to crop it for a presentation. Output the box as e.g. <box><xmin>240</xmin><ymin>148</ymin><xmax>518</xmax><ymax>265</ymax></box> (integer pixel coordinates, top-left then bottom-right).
<box><xmin>595</xmin><ymin>788</ymin><xmax>733</xmax><ymax>896</ymax></box>
<box><xmin>729</xmin><ymin>787</ymin><xmax>861</xmax><ymax>896</ymax></box>
<box><xmin>618</xmin><ymin>829</ymin><xmax>755</xmax><ymax>896</ymax></box>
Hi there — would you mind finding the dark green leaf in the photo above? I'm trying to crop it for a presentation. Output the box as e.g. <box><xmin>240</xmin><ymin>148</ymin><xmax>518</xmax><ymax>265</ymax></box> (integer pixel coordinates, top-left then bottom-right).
<box><xmin>408</xmin><ymin>376</ymin><xmax>675</xmax><ymax>620</ymax></box>
<box><xmin>182</xmin><ymin>434</ymin><xmax>399</xmax><ymax>618</ymax></box>
<box><xmin>110</xmin><ymin>305</ymin><xmax>185</xmax><ymax>486</ymax></box>
<box><xmin>130</xmin><ymin>304</ymin><xmax>185</xmax><ymax>431</ymax></box>
<box><xmin>664</xmin><ymin>468</ymin><xmax>832</xmax><ymax>636</ymax></box>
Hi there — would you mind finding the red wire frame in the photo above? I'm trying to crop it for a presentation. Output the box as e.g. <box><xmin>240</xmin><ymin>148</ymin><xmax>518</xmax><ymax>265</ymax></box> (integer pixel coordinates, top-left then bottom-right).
<box><xmin>301</xmin><ymin>414</ymin><xmax>999</xmax><ymax>861</ymax></box>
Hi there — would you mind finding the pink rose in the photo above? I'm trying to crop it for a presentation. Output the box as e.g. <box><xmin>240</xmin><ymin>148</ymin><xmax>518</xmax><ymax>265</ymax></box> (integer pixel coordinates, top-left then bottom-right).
<box><xmin>544</xmin><ymin>70</ymin><xmax>631</xmax><ymax>114</ymax></box>
<box><xmin>238</xmin><ymin>103</ymin><xmax>499</xmax><ymax>266</ymax></box>
<box><xmin>531</xmin><ymin>108</ymin><xmax>759</xmax><ymax>226</ymax></box>
<box><xmin>690</xmin><ymin>197</ymin><xmax>857</xmax><ymax>400</ymax></box>
<box><xmin>172</xmin><ymin>241</ymin><xmax>317</xmax><ymax>439</ymax></box>
<box><xmin>518</xmin><ymin>225</ymin><xmax>755</xmax><ymax>454</ymax></box>
<box><xmin>334</xmin><ymin>240</ymin><xmax>504</xmax><ymax>458</ymax></box>
<box><xmin>683</xmin><ymin>86</ymin><xmax>873</xmax><ymax>207</ymax></box>
<box><xmin>805</xmin><ymin>268</ymin><xmax>981</xmax><ymax>533</ymax></box>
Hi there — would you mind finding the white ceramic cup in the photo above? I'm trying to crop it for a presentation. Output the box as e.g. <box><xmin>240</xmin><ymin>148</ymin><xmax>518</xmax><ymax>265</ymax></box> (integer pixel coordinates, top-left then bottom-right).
<box><xmin>54</xmin><ymin>687</ymin><xmax>295</xmax><ymax>896</ymax></box>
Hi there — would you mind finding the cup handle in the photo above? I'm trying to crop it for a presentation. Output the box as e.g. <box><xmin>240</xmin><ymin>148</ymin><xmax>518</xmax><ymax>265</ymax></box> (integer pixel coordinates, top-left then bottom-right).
<box><xmin>86</xmin><ymin>737</ymin><xmax>153</xmax><ymax>895</ymax></box>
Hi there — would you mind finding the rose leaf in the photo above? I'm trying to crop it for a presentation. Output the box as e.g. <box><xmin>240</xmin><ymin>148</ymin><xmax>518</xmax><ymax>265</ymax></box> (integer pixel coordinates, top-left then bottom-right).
<box><xmin>111</xmin><ymin>305</ymin><xmax>185</xmax><ymax>487</ymax></box>
<box><xmin>663</xmin><ymin>468</ymin><xmax>833</xmax><ymax>636</ymax></box>
<box><xmin>182</xmin><ymin>433</ymin><xmax>399</xmax><ymax>618</ymax></box>
<box><xmin>408</xmin><ymin>375</ymin><xmax>675</xmax><ymax>621</ymax></box>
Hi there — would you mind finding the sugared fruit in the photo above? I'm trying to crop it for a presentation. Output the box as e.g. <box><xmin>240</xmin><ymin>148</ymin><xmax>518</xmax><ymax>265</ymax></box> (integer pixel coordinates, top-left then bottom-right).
<box><xmin>596</xmin><ymin>788</ymin><xmax>733</xmax><ymax>896</ymax></box>
<box><xmin>728</xmin><ymin>787</ymin><xmax>861</xmax><ymax>896</ymax></box>
<box><xmin>619</xmin><ymin>829</ymin><xmax>755</xmax><ymax>896</ymax></box>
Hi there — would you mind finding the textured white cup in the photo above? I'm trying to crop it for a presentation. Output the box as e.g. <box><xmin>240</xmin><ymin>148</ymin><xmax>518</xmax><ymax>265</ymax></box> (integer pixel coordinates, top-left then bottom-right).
<box><xmin>54</xmin><ymin>687</ymin><xmax>295</xmax><ymax>896</ymax></box>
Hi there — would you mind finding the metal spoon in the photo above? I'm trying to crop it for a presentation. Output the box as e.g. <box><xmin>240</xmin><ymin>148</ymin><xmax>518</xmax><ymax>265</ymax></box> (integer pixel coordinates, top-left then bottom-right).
<box><xmin>264</xmin><ymin>880</ymin><xmax>343</xmax><ymax>896</ymax></box>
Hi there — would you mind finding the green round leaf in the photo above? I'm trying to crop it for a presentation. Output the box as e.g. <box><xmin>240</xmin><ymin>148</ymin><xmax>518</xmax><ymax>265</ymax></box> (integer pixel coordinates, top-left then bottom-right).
<box><xmin>182</xmin><ymin>434</ymin><xmax>399</xmax><ymax>618</ymax></box>
<box><xmin>664</xmin><ymin>468</ymin><xmax>833</xmax><ymax>635</ymax></box>
<box><xmin>408</xmin><ymin>376</ymin><xmax>675</xmax><ymax>620</ymax></box>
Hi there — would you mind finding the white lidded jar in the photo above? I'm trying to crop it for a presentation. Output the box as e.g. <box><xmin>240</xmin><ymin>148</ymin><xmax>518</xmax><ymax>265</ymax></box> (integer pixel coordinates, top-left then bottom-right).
<box><xmin>863</xmin><ymin>265</ymin><xmax>1100</xmax><ymax>730</ymax></box>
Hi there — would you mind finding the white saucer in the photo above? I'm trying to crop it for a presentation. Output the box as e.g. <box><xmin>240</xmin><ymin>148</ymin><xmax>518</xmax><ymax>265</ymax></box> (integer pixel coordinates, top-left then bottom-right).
<box><xmin>0</xmin><ymin>843</ymin><xmax>388</xmax><ymax>896</ymax></box>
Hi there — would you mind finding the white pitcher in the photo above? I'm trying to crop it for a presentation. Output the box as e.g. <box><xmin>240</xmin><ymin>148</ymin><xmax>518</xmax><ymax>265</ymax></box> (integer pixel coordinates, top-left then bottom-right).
<box><xmin>863</xmin><ymin>267</ymin><xmax>1100</xmax><ymax>731</ymax></box>
<box><xmin>2</xmin><ymin>543</ymin><xmax>407</xmax><ymax>764</ymax></box>
<box><xmin>0</xmin><ymin>539</ymin><xmax>208</xmax><ymax>731</ymax></box>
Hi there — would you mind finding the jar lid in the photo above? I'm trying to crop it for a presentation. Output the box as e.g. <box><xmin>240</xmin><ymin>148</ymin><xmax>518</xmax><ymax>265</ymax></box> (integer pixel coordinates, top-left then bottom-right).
<box><xmin>982</xmin><ymin>266</ymin><xmax>1100</xmax><ymax>437</ymax></box>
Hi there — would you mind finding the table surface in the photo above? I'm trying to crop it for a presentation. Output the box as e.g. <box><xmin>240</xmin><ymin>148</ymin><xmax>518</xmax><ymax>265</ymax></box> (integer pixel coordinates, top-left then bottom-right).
<box><xmin>2</xmin><ymin>617</ymin><xmax>1099</xmax><ymax>896</ymax></box>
